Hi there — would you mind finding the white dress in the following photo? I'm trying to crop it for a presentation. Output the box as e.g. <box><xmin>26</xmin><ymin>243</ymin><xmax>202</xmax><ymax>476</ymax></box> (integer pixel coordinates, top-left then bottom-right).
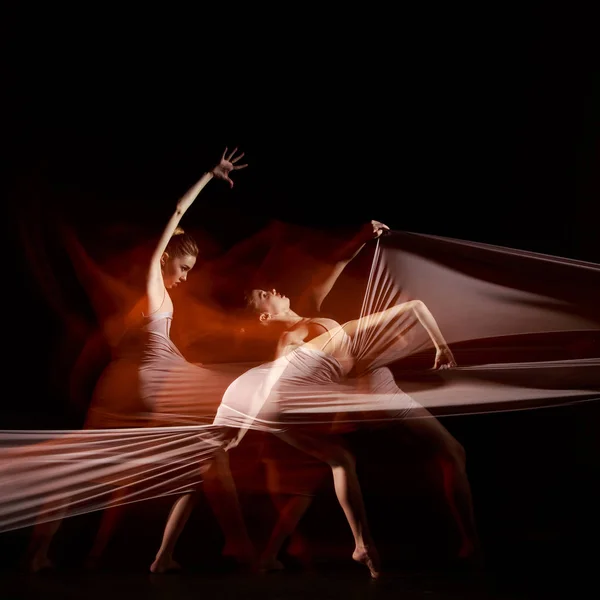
<box><xmin>213</xmin><ymin>317</ymin><xmax>419</xmax><ymax>434</ymax></box>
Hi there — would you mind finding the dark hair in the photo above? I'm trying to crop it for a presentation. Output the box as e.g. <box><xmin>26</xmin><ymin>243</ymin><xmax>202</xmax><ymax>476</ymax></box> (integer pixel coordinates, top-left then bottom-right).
<box><xmin>165</xmin><ymin>227</ymin><xmax>199</xmax><ymax>259</ymax></box>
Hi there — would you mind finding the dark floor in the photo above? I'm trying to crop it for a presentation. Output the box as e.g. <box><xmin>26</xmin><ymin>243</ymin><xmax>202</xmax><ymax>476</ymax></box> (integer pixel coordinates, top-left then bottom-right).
<box><xmin>0</xmin><ymin>571</ymin><xmax>485</xmax><ymax>600</ymax></box>
<box><xmin>0</xmin><ymin>560</ymin><xmax>586</xmax><ymax>600</ymax></box>
<box><xmin>0</xmin><ymin>531</ymin><xmax>592</xmax><ymax>600</ymax></box>
<box><xmin>2</xmin><ymin>405</ymin><xmax>597</xmax><ymax>599</ymax></box>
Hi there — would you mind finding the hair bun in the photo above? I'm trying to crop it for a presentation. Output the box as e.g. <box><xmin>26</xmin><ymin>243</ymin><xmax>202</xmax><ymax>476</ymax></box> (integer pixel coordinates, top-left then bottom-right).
<box><xmin>173</xmin><ymin>227</ymin><xmax>185</xmax><ymax>235</ymax></box>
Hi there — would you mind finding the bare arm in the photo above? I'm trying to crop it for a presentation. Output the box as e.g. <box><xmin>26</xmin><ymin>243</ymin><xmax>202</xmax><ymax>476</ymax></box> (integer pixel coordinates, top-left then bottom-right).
<box><xmin>299</xmin><ymin>220</ymin><xmax>390</xmax><ymax>313</ymax></box>
<box><xmin>146</xmin><ymin>148</ymin><xmax>247</xmax><ymax>309</ymax></box>
<box><xmin>147</xmin><ymin>172</ymin><xmax>213</xmax><ymax>282</ymax></box>
<box><xmin>223</xmin><ymin>357</ymin><xmax>290</xmax><ymax>451</ymax></box>
<box><xmin>310</xmin><ymin>300</ymin><xmax>457</xmax><ymax>369</ymax></box>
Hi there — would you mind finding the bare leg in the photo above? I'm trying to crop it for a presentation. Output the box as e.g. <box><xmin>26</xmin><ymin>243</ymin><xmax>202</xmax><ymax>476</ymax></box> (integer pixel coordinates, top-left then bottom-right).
<box><xmin>202</xmin><ymin>448</ymin><xmax>256</xmax><ymax>567</ymax></box>
<box><xmin>260</xmin><ymin>494</ymin><xmax>314</xmax><ymax>571</ymax></box>
<box><xmin>25</xmin><ymin>497</ymin><xmax>71</xmax><ymax>573</ymax></box>
<box><xmin>150</xmin><ymin>492</ymin><xmax>198</xmax><ymax>573</ymax></box>
<box><xmin>150</xmin><ymin>448</ymin><xmax>255</xmax><ymax>573</ymax></box>
<box><xmin>85</xmin><ymin>487</ymin><xmax>130</xmax><ymax>569</ymax></box>
<box><xmin>285</xmin><ymin>518</ymin><xmax>314</xmax><ymax>566</ymax></box>
<box><xmin>26</xmin><ymin>518</ymin><xmax>63</xmax><ymax>573</ymax></box>
<box><xmin>276</xmin><ymin>430</ymin><xmax>381</xmax><ymax>579</ymax></box>
<box><xmin>404</xmin><ymin>407</ymin><xmax>480</xmax><ymax>558</ymax></box>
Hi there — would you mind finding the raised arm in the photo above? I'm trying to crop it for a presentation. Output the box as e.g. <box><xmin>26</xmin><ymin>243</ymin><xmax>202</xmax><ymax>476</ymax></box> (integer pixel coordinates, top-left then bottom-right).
<box><xmin>146</xmin><ymin>148</ymin><xmax>247</xmax><ymax>310</ymax></box>
<box><xmin>298</xmin><ymin>220</ymin><xmax>390</xmax><ymax>313</ymax></box>
<box><xmin>313</xmin><ymin>300</ymin><xmax>457</xmax><ymax>370</ymax></box>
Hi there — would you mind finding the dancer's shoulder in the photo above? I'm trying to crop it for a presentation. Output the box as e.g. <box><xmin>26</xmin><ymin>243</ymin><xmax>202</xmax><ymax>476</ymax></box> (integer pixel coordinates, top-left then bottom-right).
<box><xmin>305</xmin><ymin>316</ymin><xmax>341</xmax><ymax>332</ymax></box>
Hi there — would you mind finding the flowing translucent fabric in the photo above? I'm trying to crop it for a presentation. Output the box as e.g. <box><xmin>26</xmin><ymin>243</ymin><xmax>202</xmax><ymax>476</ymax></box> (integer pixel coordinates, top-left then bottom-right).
<box><xmin>1</xmin><ymin>231</ymin><xmax>598</xmax><ymax>533</ymax></box>
<box><xmin>213</xmin><ymin>231</ymin><xmax>599</xmax><ymax>438</ymax></box>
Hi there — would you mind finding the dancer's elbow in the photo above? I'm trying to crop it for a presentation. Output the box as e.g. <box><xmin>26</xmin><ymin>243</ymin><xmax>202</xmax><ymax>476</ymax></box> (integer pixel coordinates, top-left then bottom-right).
<box><xmin>406</xmin><ymin>299</ymin><xmax>426</xmax><ymax>311</ymax></box>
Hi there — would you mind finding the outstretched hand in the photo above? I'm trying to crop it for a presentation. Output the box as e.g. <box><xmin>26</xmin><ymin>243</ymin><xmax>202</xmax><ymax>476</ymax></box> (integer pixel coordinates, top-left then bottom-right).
<box><xmin>212</xmin><ymin>147</ymin><xmax>248</xmax><ymax>188</ymax></box>
<box><xmin>434</xmin><ymin>346</ymin><xmax>457</xmax><ymax>370</ymax></box>
<box><xmin>363</xmin><ymin>220</ymin><xmax>390</xmax><ymax>240</ymax></box>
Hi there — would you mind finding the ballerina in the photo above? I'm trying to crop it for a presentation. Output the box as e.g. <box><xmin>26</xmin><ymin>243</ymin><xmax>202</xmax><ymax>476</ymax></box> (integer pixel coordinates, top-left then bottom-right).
<box><xmin>26</xmin><ymin>148</ymin><xmax>255</xmax><ymax>574</ymax></box>
<box><xmin>213</xmin><ymin>224</ymin><xmax>479</xmax><ymax>577</ymax></box>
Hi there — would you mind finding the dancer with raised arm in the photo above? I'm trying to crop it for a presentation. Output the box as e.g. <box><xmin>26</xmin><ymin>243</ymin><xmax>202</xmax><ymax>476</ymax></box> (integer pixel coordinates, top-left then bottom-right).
<box><xmin>244</xmin><ymin>220</ymin><xmax>390</xmax><ymax>571</ymax></box>
<box><xmin>26</xmin><ymin>148</ymin><xmax>255</xmax><ymax>574</ymax></box>
<box><xmin>213</xmin><ymin>224</ymin><xmax>478</xmax><ymax>578</ymax></box>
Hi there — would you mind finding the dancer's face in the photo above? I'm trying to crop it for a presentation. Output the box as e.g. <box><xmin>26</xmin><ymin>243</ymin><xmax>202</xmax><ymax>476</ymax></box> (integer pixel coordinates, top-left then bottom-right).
<box><xmin>249</xmin><ymin>288</ymin><xmax>290</xmax><ymax>320</ymax></box>
<box><xmin>161</xmin><ymin>253</ymin><xmax>197</xmax><ymax>288</ymax></box>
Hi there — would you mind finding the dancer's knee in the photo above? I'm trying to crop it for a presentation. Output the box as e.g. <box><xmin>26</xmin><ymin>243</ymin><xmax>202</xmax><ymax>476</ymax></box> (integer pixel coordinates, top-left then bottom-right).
<box><xmin>213</xmin><ymin>447</ymin><xmax>229</xmax><ymax>462</ymax></box>
<box><xmin>453</xmin><ymin>440</ymin><xmax>466</xmax><ymax>465</ymax></box>
<box><xmin>205</xmin><ymin>447</ymin><xmax>230</xmax><ymax>475</ymax></box>
<box><xmin>441</xmin><ymin>439</ymin><xmax>466</xmax><ymax>470</ymax></box>
<box><xmin>328</xmin><ymin>446</ymin><xmax>356</xmax><ymax>470</ymax></box>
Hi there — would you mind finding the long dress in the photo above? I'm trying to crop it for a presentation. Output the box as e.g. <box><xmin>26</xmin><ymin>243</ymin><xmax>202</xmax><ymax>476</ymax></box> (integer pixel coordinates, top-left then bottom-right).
<box><xmin>0</xmin><ymin>311</ymin><xmax>241</xmax><ymax>533</ymax></box>
<box><xmin>81</xmin><ymin>309</ymin><xmax>248</xmax><ymax>488</ymax></box>
<box><xmin>3</xmin><ymin>230</ymin><xmax>598</xmax><ymax>534</ymax></box>
<box><xmin>85</xmin><ymin>311</ymin><xmax>237</xmax><ymax>429</ymax></box>
<box><xmin>213</xmin><ymin>317</ymin><xmax>420</xmax><ymax>436</ymax></box>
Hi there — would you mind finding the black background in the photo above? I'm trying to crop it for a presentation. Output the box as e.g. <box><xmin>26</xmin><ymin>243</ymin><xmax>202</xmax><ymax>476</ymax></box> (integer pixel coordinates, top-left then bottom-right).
<box><xmin>2</xmin><ymin>4</ymin><xmax>599</xmax><ymax>595</ymax></box>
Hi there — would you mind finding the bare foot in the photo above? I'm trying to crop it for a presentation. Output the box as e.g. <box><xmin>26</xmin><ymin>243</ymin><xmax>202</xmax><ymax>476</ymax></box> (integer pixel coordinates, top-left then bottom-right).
<box><xmin>149</xmin><ymin>556</ymin><xmax>182</xmax><ymax>574</ymax></box>
<box><xmin>352</xmin><ymin>546</ymin><xmax>381</xmax><ymax>579</ymax></box>
<box><xmin>286</xmin><ymin>531</ymin><xmax>313</xmax><ymax>567</ymax></box>
<box><xmin>28</xmin><ymin>553</ymin><xmax>54</xmax><ymax>574</ymax></box>
<box><xmin>458</xmin><ymin>538</ymin><xmax>485</xmax><ymax>570</ymax></box>
<box><xmin>259</xmin><ymin>555</ymin><xmax>285</xmax><ymax>572</ymax></box>
<box><xmin>222</xmin><ymin>540</ymin><xmax>258</xmax><ymax>569</ymax></box>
